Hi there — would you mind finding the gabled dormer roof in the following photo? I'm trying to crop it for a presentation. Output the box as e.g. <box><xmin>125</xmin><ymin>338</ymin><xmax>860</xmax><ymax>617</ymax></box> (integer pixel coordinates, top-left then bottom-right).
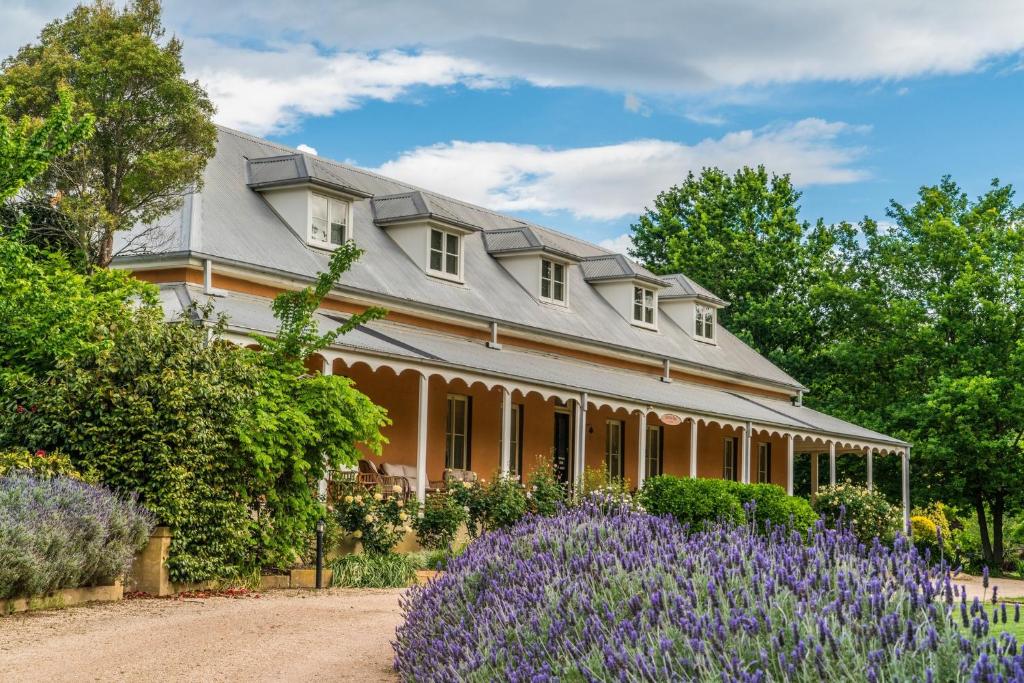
<box><xmin>246</xmin><ymin>153</ymin><xmax>373</xmax><ymax>198</ymax></box>
<box><xmin>580</xmin><ymin>254</ymin><xmax>667</xmax><ymax>287</ymax></box>
<box><xmin>371</xmin><ymin>191</ymin><xmax>486</xmax><ymax>233</ymax></box>
<box><xmin>659</xmin><ymin>273</ymin><xmax>729</xmax><ymax>306</ymax></box>
<box><xmin>482</xmin><ymin>226</ymin><xmax>581</xmax><ymax>262</ymax></box>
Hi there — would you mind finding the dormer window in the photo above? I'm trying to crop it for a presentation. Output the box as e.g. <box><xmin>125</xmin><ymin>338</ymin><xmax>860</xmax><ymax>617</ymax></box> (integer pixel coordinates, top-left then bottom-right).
<box><xmin>429</xmin><ymin>228</ymin><xmax>462</xmax><ymax>280</ymax></box>
<box><xmin>540</xmin><ymin>259</ymin><xmax>567</xmax><ymax>304</ymax></box>
<box><xmin>695</xmin><ymin>304</ymin><xmax>715</xmax><ymax>341</ymax></box>
<box><xmin>310</xmin><ymin>193</ymin><xmax>349</xmax><ymax>248</ymax></box>
<box><xmin>633</xmin><ymin>286</ymin><xmax>657</xmax><ymax>328</ymax></box>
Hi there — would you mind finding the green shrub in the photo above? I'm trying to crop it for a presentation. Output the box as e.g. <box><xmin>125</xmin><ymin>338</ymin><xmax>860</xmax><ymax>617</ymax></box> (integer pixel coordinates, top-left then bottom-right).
<box><xmin>812</xmin><ymin>482</ymin><xmax>902</xmax><ymax>545</ymax></box>
<box><xmin>448</xmin><ymin>479</ymin><xmax>486</xmax><ymax>539</ymax></box>
<box><xmin>0</xmin><ymin>448</ymin><xmax>83</xmax><ymax>479</ymax></box>
<box><xmin>329</xmin><ymin>553</ymin><xmax>416</xmax><ymax>588</ymax></box>
<box><xmin>727</xmin><ymin>482</ymin><xmax>817</xmax><ymax>532</ymax></box>
<box><xmin>0</xmin><ymin>472</ymin><xmax>154</xmax><ymax>599</ymax></box>
<box><xmin>406</xmin><ymin>546</ymin><xmax>464</xmax><ymax>571</ymax></box>
<box><xmin>524</xmin><ymin>457</ymin><xmax>566</xmax><ymax>516</ymax></box>
<box><xmin>334</xmin><ymin>484</ymin><xmax>413</xmax><ymax>555</ymax></box>
<box><xmin>481</xmin><ymin>475</ymin><xmax>528</xmax><ymax>532</ymax></box>
<box><xmin>911</xmin><ymin>502</ymin><xmax>954</xmax><ymax>558</ymax></box>
<box><xmin>638</xmin><ymin>476</ymin><xmax>744</xmax><ymax>529</ymax></box>
<box><xmin>413</xmin><ymin>492</ymin><xmax>466</xmax><ymax>550</ymax></box>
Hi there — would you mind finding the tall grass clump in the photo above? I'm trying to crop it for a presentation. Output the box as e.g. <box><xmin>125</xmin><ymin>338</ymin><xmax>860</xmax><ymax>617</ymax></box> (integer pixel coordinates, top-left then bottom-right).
<box><xmin>0</xmin><ymin>472</ymin><xmax>154</xmax><ymax>599</ymax></box>
<box><xmin>330</xmin><ymin>553</ymin><xmax>416</xmax><ymax>588</ymax></box>
<box><xmin>394</xmin><ymin>500</ymin><xmax>1022</xmax><ymax>682</ymax></box>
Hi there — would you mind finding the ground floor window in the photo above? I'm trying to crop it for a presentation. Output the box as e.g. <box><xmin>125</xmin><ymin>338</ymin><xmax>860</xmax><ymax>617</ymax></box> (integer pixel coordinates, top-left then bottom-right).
<box><xmin>606</xmin><ymin>420</ymin><xmax>624</xmax><ymax>480</ymax></box>
<box><xmin>645</xmin><ymin>425</ymin><xmax>663</xmax><ymax>478</ymax></box>
<box><xmin>757</xmin><ymin>442</ymin><xmax>771</xmax><ymax>484</ymax></box>
<box><xmin>509</xmin><ymin>404</ymin><xmax>523</xmax><ymax>480</ymax></box>
<box><xmin>445</xmin><ymin>394</ymin><xmax>471</xmax><ymax>470</ymax></box>
<box><xmin>723</xmin><ymin>437</ymin><xmax>739</xmax><ymax>481</ymax></box>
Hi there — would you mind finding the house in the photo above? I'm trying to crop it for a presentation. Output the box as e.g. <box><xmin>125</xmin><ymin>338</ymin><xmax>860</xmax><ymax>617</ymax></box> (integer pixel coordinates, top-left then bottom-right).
<box><xmin>115</xmin><ymin>126</ymin><xmax>911</xmax><ymax>524</ymax></box>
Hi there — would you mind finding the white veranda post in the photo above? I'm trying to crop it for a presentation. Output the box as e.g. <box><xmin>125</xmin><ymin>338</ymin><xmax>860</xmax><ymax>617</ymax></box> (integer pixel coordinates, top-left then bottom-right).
<box><xmin>499</xmin><ymin>387</ymin><xmax>512</xmax><ymax>477</ymax></box>
<box><xmin>866</xmin><ymin>448</ymin><xmax>874</xmax><ymax>491</ymax></box>
<box><xmin>689</xmin><ymin>419</ymin><xmax>698</xmax><ymax>479</ymax></box>
<box><xmin>636</xmin><ymin>410</ymin><xmax>647</xmax><ymax>490</ymax></box>
<box><xmin>785</xmin><ymin>434</ymin><xmax>794</xmax><ymax>496</ymax></box>
<box><xmin>902</xmin><ymin>447</ymin><xmax>911</xmax><ymax>533</ymax></box>
<box><xmin>317</xmin><ymin>357</ymin><xmax>333</xmax><ymax>499</ymax></box>
<box><xmin>829</xmin><ymin>441</ymin><xmax>837</xmax><ymax>486</ymax></box>
<box><xmin>574</xmin><ymin>393</ymin><xmax>588</xmax><ymax>489</ymax></box>
<box><xmin>810</xmin><ymin>453</ymin><xmax>819</xmax><ymax>495</ymax></box>
<box><xmin>416</xmin><ymin>372</ymin><xmax>428</xmax><ymax>505</ymax></box>
<box><xmin>741</xmin><ymin>423</ymin><xmax>752</xmax><ymax>484</ymax></box>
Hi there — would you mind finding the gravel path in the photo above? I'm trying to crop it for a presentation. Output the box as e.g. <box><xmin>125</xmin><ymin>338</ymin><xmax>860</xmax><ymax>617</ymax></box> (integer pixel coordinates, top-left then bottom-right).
<box><xmin>954</xmin><ymin>574</ymin><xmax>1024</xmax><ymax>602</ymax></box>
<box><xmin>0</xmin><ymin>588</ymin><xmax>405</xmax><ymax>682</ymax></box>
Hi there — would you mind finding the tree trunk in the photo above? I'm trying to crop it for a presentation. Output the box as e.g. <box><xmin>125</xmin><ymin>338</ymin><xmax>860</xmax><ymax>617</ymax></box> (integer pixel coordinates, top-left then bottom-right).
<box><xmin>974</xmin><ymin>496</ymin><xmax>994</xmax><ymax>568</ymax></box>
<box><xmin>97</xmin><ymin>228</ymin><xmax>114</xmax><ymax>268</ymax></box>
<box><xmin>992</xmin><ymin>493</ymin><xmax>1005</xmax><ymax>571</ymax></box>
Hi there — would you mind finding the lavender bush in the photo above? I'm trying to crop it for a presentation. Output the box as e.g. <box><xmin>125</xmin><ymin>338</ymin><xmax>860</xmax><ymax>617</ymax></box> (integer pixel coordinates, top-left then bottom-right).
<box><xmin>394</xmin><ymin>497</ymin><xmax>1023</xmax><ymax>682</ymax></box>
<box><xmin>0</xmin><ymin>472</ymin><xmax>154</xmax><ymax>599</ymax></box>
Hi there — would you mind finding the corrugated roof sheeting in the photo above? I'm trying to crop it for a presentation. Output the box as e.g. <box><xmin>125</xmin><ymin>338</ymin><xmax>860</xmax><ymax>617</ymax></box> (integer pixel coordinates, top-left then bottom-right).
<box><xmin>116</xmin><ymin>127</ymin><xmax>804</xmax><ymax>391</ymax></box>
<box><xmin>164</xmin><ymin>284</ymin><xmax>904</xmax><ymax>446</ymax></box>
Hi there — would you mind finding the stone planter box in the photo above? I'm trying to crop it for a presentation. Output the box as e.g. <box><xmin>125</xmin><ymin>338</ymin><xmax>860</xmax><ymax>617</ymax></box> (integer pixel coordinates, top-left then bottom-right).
<box><xmin>2</xmin><ymin>581</ymin><xmax>123</xmax><ymax>616</ymax></box>
<box><xmin>259</xmin><ymin>574</ymin><xmax>292</xmax><ymax>590</ymax></box>
<box><xmin>289</xmin><ymin>568</ymin><xmax>333</xmax><ymax>589</ymax></box>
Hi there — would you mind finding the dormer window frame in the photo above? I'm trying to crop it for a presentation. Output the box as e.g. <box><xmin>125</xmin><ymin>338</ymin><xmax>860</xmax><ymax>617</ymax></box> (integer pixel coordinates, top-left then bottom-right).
<box><xmin>307</xmin><ymin>191</ymin><xmax>352</xmax><ymax>251</ymax></box>
<box><xmin>632</xmin><ymin>285</ymin><xmax>658</xmax><ymax>330</ymax></box>
<box><xmin>539</xmin><ymin>258</ymin><xmax>569</xmax><ymax>306</ymax></box>
<box><xmin>695</xmin><ymin>304</ymin><xmax>716</xmax><ymax>342</ymax></box>
<box><xmin>427</xmin><ymin>226</ymin><xmax>464</xmax><ymax>283</ymax></box>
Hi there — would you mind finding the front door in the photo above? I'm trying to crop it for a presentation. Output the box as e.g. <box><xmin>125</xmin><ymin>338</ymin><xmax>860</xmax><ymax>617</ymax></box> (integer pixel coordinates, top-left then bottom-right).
<box><xmin>552</xmin><ymin>411</ymin><xmax>572</xmax><ymax>485</ymax></box>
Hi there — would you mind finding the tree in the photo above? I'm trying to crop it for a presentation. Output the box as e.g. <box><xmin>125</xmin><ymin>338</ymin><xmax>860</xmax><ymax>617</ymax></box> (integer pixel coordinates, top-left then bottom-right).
<box><xmin>629</xmin><ymin>166</ymin><xmax>830</xmax><ymax>373</ymax></box>
<box><xmin>0</xmin><ymin>0</ymin><xmax>216</xmax><ymax>267</ymax></box>
<box><xmin>849</xmin><ymin>178</ymin><xmax>1024</xmax><ymax>569</ymax></box>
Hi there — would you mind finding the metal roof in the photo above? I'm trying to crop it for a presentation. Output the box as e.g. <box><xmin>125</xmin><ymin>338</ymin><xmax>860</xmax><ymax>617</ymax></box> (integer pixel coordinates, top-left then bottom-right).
<box><xmin>481</xmin><ymin>226</ymin><xmax>582</xmax><ymax>261</ymax></box>
<box><xmin>580</xmin><ymin>254</ymin><xmax>668</xmax><ymax>287</ymax></box>
<box><xmin>160</xmin><ymin>283</ymin><xmax>906</xmax><ymax>448</ymax></box>
<box><xmin>114</xmin><ymin>126</ymin><xmax>806</xmax><ymax>392</ymax></box>
<box><xmin>660</xmin><ymin>273</ymin><xmax>729</xmax><ymax>306</ymax></box>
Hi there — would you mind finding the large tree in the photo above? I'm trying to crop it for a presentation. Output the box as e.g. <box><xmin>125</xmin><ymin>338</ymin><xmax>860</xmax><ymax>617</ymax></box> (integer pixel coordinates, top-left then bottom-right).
<box><xmin>0</xmin><ymin>0</ymin><xmax>216</xmax><ymax>267</ymax></box>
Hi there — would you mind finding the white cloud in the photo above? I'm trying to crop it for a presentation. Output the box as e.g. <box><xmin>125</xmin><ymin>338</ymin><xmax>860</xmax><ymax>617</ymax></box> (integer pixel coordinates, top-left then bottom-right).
<box><xmin>598</xmin><ymin>234</ymin><xmax>634</xmax><ymax>255</ymax></box>
<box><xmin>186</xmin><ymin>41</ymin><xmax>497</xmax><ymax>134</ymax></box>
<box><xmin>374</xmin><ymin>118</ymin><xmax>868</xmax><ymax>221</ymax></box>
<box><xmin>623</xmin><ymin>93</ymin><xmax>650</xmax><ymax>116</ymax></box>
<box><xmin>295</xmin><ymin>143</ymin><xmax>318</xmax><ymax>155</ymax></box>
<box><xmin>684</xmin><ymin>111</ymin><xmax>727</xmax><ymax>126</ymax></box>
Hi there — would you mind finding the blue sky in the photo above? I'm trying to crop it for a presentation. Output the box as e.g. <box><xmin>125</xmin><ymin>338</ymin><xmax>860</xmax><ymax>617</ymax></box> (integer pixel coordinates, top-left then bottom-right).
<box><xmin>5</xmin><ymin>1</ymin><xmax>1024</xmax><ymax>250</ymax></box>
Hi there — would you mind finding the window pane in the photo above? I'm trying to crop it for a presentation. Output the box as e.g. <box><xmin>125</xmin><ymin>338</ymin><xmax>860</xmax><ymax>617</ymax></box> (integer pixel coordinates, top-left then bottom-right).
<box><xmin>553</xmin><ymin>263</ymin><xmax>564</xmax><ymax>284</ymax></box>
<box><xmin>445</xmin><ymin>253</ymin><xmax>458</xmax><ymax>275</ymax></box>
<box><xmin>446</xmin><ymin>233</ymin><xmax>458</xmax><ymax>255</ymax></box>
<box><xmin>542</xmin><ymin>260</ymin><xmax>551</xmax><ymax>280</ymax></box>
<box><xmin>330</xmin><ymin>223</ymin><xmax>344</xmax><ymax>245</ymax></box>
<box><xmin>553</xmin><ymin>280</ymin><xmax>564</xmax><ymax>301</ymax></box>
<box><xmin>541</xmin><ymin>277</ymin><xmax>551</xmax><ymax>298</ymax></box>
<box><xmin>312</xmin><ymin>194</ymin><xmax>328</xmax><ymax>220</ymax></box>
<box><xmin>431</xmin><ymin>230</ymin><xmax>443</xmax><ymax>250</ymax></box>
<box><xmin>430</xmin><ymin>250</ymin><xmax>442</xmax><ymax>271</ymax></box>
<box><xmin>645</xmin><ymin>304</ymin><xmax>654</xmax><ymax>324</ymax></box>
<box><xmin>311</xmin><ymin>218</ymin><xmax>328</xmax><ymax>242</ymax></box>
<box><xmin>329</xmin><ymin>198</ymin><xmax>347</xmax><ymax>224</ymax></box>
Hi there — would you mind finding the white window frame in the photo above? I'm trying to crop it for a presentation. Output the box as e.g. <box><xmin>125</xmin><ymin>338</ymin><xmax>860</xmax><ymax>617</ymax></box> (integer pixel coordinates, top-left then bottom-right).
<box><xmin>632</xmin><ymin>286</ymin><xmax>657</xmax><ymax>329</ymax></box>
<box><xmin>723</xmin><ymin>437</ymin><xmax>738</xmax><ymax>482</ymax></box>
<box><xmin>645</xmin><ymin>425</ymin><xmax>663</xmax><ymax>479</ymax></box>
<box><xmin>445</xmin><ymin>394</ymin><xmax>470</xmax><ymax>470</ymax></box>
<box><xmin>539</xmin><ymin>259</ymin><xmax>568</xmax><ymax>305</ymax></box>
<box><xmin>757</xmin><ymin>442</ymin><xmax>771</xmax><ymax>484</ymax></box>
<box><xmin>428</xmin><ymin>227</ymin><xmax>463</xmax><ymax>282</ymax></box>
<box><xmin>605</xmin><ymin>419</ymin><xmax>624</xmax><ymax>480</ymax></box>
<box><xmin>695</xmin><ymin>304</ymin><xmax>716</xmax><ymax>342</ymax></box>
<box><xmin>308</xmin><ymin>192</ymin><xmax>350</xmax><ymax>249</ymax></box>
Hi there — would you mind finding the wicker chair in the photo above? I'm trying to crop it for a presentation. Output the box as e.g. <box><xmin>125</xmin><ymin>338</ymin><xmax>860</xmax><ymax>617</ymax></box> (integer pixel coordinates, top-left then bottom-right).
<box><xmin>329</xmin><ymin>459</ymin><xmax>413</xmax><ymax>501</ymax></box>
<box><xmin>429</xmin><ymin>467</ymin><xmax>479</xmax><ymax>492</ymax></box>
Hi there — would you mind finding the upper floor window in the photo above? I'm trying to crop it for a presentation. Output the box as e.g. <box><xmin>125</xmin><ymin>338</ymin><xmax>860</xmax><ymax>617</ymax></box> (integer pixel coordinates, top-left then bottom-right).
<box><xmin>540</xmin><ymin>259</ymin><xmax>567</xmax><ymax>303</ymax></box>
<box><xmin>429</xmin><ymin>228</ymin><xmax>461</xmax><ymax>280</ymax></box>
<box><xmin>633</xmin><ymin>286</ymin><xmax>656</xmax><ymax>327</ymax></box>
<box><xmin>310</xmin><ymin>193</ymin><xmax>349</xmax><ymax>248</ymax></box>
<box><xmin>695</xmin><ymin>304</ymin><xmax>715</xmax><ymax>341</ymax></box>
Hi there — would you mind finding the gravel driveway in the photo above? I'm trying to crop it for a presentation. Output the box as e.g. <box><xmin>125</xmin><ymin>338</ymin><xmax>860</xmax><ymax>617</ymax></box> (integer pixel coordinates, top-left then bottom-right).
<box><xmin>0</xmin><ymin>588</ymin><xmax>405</xmax><ymax>682</ymax></box>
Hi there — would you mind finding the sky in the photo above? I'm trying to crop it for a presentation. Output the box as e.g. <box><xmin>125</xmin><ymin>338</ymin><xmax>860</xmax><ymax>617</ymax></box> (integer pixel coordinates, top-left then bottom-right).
<box><xmin>3</xmin><ymin>1</ymin><xmax>1024</xmax><ymax>253</ymax></box>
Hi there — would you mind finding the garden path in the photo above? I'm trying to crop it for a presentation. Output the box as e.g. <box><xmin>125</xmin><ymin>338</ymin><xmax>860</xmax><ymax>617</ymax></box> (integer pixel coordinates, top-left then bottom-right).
<box><xmin>953</xmin><ymin>574</ymin><xmax>1024</xmax><ymax>602</ymax></box>
<box><xmin>0</xmin><ymin>588</ymin><xmax>404</xmax><ymax>682</ymax></box>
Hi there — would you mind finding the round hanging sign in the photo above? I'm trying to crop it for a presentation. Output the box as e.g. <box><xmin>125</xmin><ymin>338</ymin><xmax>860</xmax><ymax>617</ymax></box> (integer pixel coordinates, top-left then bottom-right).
<box><xmin>660</xmin><ymin>413</ymin><xmax>683</xmax><ymax>426</ymax></box>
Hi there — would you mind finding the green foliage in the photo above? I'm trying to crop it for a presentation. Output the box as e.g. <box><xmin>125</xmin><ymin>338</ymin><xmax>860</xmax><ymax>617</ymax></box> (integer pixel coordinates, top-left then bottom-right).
<box><xmin>413</xmin><ymin>491</ymin><xmax>467</xmax><ymax>551</ymax></box>
<box><xmin>524</xmin><ymin>456</ymin><xmax>566</xmax><ymax>516</ymax></box>
<box><xmin>729</xmin><ymin>482</ymin><xmax>818</xmax><ymax>532</ymax></box>
<box><xmin>813</xmin><ymin>483</ymin><xmax>902</xmax><ymax>545</ymax></box>
<box><xmin>448</xmin><ymin>479</ymin><xmax>487</xmax><ymax>539</ymax></box>
<box><xmin>0</xmin><ymin>448</ymin><xmax>82</xmax><ymax>480</ymax></box>
<box><xmin>570</xmin><ymin>463</ymin><xmax>632</xmax><ymax>507</ymax></box>
<box><xmin>638</xmin><ymin>476</ymin><xmax>744</xmax><ymax>529</ymax></box>
<box><xmin>329</xmin><ymin>552</ymin><xmax>416</xmax><ymax>588</ymax></box>
<box><xmin>406</xmin><ymin>546</ymin><xmax>464</xmax><ymax>571</ymax></box>
<box><xmin>911</xmin><ymin>502</ymin><xmax>954</xmax><ymax>557</ymax></box>
<box><xmin>334</xmin><ymin>486</ymin><xmax>413</xmax><ymax>555</ymax></box>
<box><xmin>0</xmin><ymin>86</ymin><xmax>93</xmax><ymax>203</ymax></box>
<box><xmin>0</xmin><ymin>0</ymin><xmax>217</xmax><ymax>266</ymax></box>
<box><xmin>481</xmin><ymin>475</ymin><xmax>529</xmax><ymax>532</ymax></box>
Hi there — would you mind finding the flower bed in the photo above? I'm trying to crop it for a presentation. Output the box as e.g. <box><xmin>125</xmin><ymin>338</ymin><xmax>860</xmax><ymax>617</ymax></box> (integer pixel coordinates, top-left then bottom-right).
<box><xmin>394</xmin><ymin>500</ymin><xmax>1022</xmax><ymax>681</ymax></box>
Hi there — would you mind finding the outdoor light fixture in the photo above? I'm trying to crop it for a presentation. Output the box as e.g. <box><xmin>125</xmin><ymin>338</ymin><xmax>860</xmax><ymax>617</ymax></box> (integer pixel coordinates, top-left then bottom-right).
<box><xmin>315</xmin><ymin>518</ymin><xmax>326</xmax><ymax>589</ymax></box>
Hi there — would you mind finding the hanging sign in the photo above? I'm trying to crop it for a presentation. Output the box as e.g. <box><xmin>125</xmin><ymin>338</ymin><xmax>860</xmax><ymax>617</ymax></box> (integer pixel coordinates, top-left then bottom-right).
<box><xmin>660</xmin><ymin>413</ymin><xmax>683</xmax><ymax>426</ymax></box>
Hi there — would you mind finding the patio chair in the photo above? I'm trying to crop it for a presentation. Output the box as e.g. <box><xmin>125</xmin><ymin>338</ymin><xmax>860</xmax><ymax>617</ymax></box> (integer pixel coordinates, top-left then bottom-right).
<box><xmin>429</xmin><ymin>468</ymin><xmax>478</xmax><ymax>492</ymax></box>
<box><xmin>329</xmin><ymin>459</ymin><xmax>413</xmax><ymax>501</ymax></box>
